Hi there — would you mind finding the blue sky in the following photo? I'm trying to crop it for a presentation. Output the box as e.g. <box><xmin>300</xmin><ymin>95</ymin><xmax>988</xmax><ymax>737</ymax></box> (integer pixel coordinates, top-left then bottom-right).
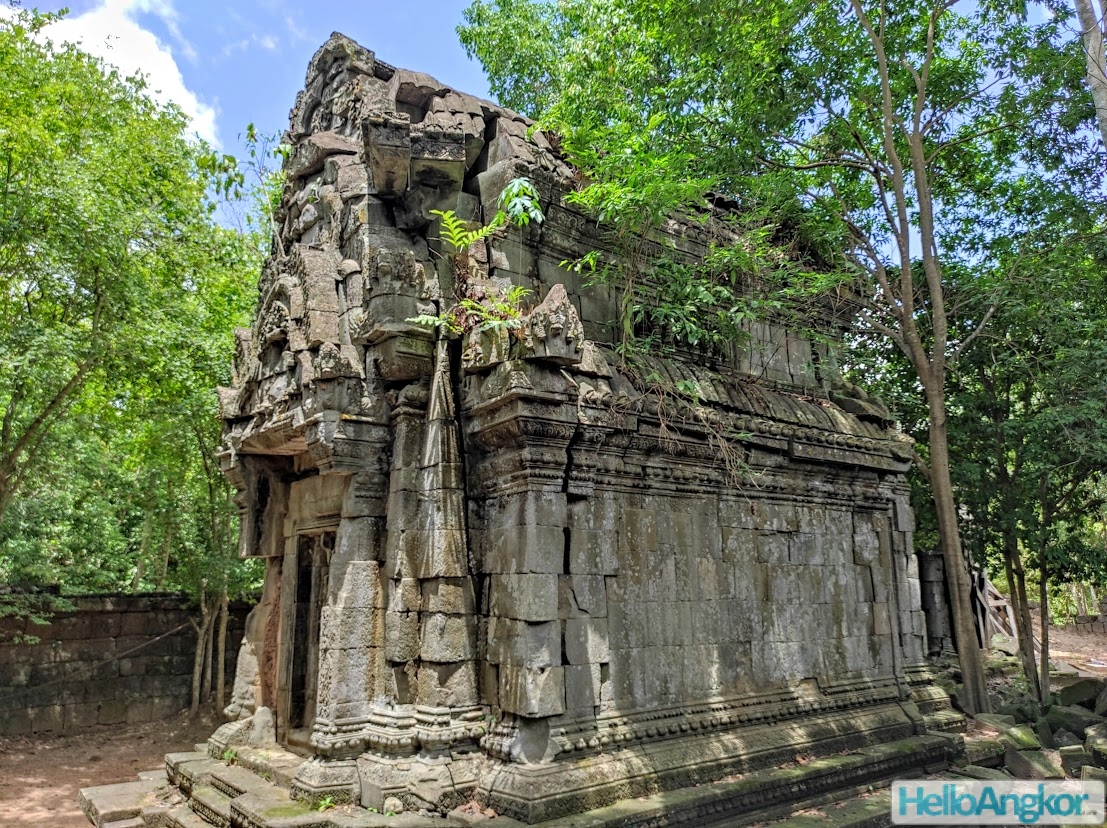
<box><xmin>18</xmin><ymin>0</ymin><xmax>493</xmax><ymax>155</ymax></box>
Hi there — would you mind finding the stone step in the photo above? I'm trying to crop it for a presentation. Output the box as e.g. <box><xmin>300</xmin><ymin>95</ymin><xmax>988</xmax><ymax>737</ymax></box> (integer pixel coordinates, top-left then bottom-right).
<box><xmin>170</xmin><ymin>756</ymin><xmax>222</xmax><ymax>795</ymax></box>
<box><xmin>210</xmin><ymin>762</ymin><xmax>279</xmax><ymax>799</ymax></box>
<box><xmin>102</xmin><ymin>818</ymin><xmax>145</xmax><ymax>828</ymax></box>
<box><xmin>235</xmin><ymin>744</ymin><xmax>306</xmax><ymax>789</ymax></box>
<box><xmin>189</xmin><ymin>783</ymin><xmax>233</xmax><ymax>828</ymax></box>
<box><xmin>79</xmin><ymin>778</ymin><xmax>166</xmax><ymax>827</ymax></box>
<box><xmin>229</xmin><ymin>788</ymin><xmax>320</xmax><ymax>828</ymax></box>
<box><xmin>138</xmin><ymin>768</ymin><xmax>169</xmax><ymax>783</ymax></box>
<box><xmin>165</xmin><ymin>803</ymin><xmax>211</xmax><ymax>828</ymax></box>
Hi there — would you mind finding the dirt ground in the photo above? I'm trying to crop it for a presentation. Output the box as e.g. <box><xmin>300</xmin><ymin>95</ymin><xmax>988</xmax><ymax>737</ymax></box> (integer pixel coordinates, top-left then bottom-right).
<box><xmin>1034</xmin><ymin>618</ymin><xmax>1107</xmax><ymax>677</ymax></box>
<box><xmin>0</xmin><ymin>711</ymin><xmax>218</xmax><ymax>828</ymax></box>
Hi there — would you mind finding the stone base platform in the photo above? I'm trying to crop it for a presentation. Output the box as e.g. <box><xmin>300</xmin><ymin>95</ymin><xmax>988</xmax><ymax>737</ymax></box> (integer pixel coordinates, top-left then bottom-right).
<box><xmin>80</xmin><ymin>731</ymin><xmax>960</xmax><ymax>828</ymax></box>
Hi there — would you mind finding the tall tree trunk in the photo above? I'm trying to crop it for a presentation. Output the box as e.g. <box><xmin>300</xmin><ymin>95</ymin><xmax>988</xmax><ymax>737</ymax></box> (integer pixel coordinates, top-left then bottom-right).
<box><xmin>201</xmin><ymin>599</ymin><xmax>216</xmax><ymax>704</ymax></box>
<box><xmin>1038</xmin><ymin>484</ymin><xmax>1054</xmax><ymax>706</ymax></box>
<box><xmin>1002</xmin><ymin>531</ymin><xmax>1042</xmax><ymax>703</ymax></box>
<box><xmin>1039</xmin><ymin>559</ymin><xmax>1051</xmax><ymax>706</ymax></box>
<box><xmin>156</xmin><ymin>479</ymin><xmax>175</xmax><ymax>591</ymax></box>
<box><xmin>214</xmin><ymin>591</ymin><xmax>229</xmax><ymax>714</ymax></box>
<box><xmin>1075</xmin><ymin>583</ymin><xmax>1089</xmax><ymax>616</ymax></box>
<box><xmin>131</xmin><ymin>507</ymin><xmax>152</xmax><ymax>593</ymax></box>
<box><xmin>927</xmin><ymin>387</ymin><xmax>990</xmax><ymax>714</ymax></box>
<box><xmin>1074</xmin><ymin>0</ymin><xmax>1107</xmax><ymax>150</ymax></box>
<box><xmin>190</xmin><ymin>582</ymin><xmax>212</xmax><ymax>717</ymax></box>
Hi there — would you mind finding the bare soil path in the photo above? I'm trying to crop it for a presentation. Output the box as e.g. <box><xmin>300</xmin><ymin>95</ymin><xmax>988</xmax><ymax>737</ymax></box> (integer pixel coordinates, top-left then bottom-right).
<box><xmin>0</xmin><ymin>712</ymin><xmax>217</xmax><ymax>828</ymax></box>
<box><xmin>1031</xmin><ymin>617</ymin><xmax>1107</xmax><ymax>677</ymax></box>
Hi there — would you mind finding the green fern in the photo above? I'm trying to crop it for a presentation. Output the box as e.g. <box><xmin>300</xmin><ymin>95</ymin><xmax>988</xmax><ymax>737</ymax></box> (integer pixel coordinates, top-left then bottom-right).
<box><xmin>431</xmin><ymin>209</ymin><xmax>505</xmax><ymax>252</ymax></box>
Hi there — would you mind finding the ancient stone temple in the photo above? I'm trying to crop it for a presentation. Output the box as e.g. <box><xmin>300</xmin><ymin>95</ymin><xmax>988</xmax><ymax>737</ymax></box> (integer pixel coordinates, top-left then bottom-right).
<box><xmin>81</xmin><ymin>33</ymin><xmax>964</xmax><ymax>828</ymax></box>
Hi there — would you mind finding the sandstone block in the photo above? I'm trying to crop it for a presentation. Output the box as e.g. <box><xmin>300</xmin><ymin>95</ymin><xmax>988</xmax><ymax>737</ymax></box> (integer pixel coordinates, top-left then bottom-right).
<box><xmin>1045</xmin><ymin>705</ymin><xmax>1105</xmax><ymax>739</ymax></box>
<box><xmin>332</xmin><ymin>559</ymin><xmax>384</xmax><ymax>609</ymax></box>
<box><xmin>568</xmin><ymin>528</ymin><xmax>619</xmax><ymax>575</ymax></box>
<box><xmin>489</xmin><ymin>574</ymin><xmax>557</xmax><ymax>622</ymax></box>
<box><xmin>417</xmin><ymin>660</ymin><xmax>478</xmax><ymax>708</ymax></box>
<box><xmin>362</xmin><ymin>112</ymin><xmax>411</xmax><ymax>196</ymax></box>
<box><xmin>419</xmin><ymin>613</ymin><xmax>475</xmax><ymax>661</ymax></box>
<box><xmin>499</xmin><ymin>665</ymin><xmax>565</xmax><ymax>717</ymax></box>
<box><xmin>421</xmin><ymin>578</ymin><xmax>476</xmax><ymax>615</ymax></box>
<box><xmin>387</xmin><ymin>578</ymin><xmax>422</xmax><ymax>614</ymax></box>
<box><xmin>483</xmin><ymin>523</ymin><xmax>564</xmax><ymax>574</ymax></box>
<box><xmin>1001</xmin><ymin>725</ymin><xmax>1042</xmax><ymax>751</ymax></box>
<box><xmin>1057</xmin><ymin>678</ymin><xmax>1105</xmax><ymax>708</ymax></box>
<box><xmin>558</xmin><ymin>575</ymin><xmax>607</xmax><ymax>618</ymax></box>
<box><xmin>565</xmin><ymin>664</ymin><xmax>601</xmax><ymax>710</ymax></box>
<box><xmin>564</xmin><ymin>618</ymin><xmax>609</xmax><ymax>665</ymax></box>
<box><xmin>1004</xmin><ymin>747</ymin><xmax>1064</xmax><ymax>779</ymax></box>
<box><xmin>384</xmin><ymin>611</ymin><xmax>419</xmax><ymax>662</ymax></box>
<box><xmin>487</xmin><ymin>618</ymin><xmax>560</xmax><ymax>668</ymax></box>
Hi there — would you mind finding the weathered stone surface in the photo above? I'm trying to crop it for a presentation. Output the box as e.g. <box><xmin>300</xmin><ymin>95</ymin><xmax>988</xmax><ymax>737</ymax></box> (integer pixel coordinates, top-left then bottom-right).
<box><xmin>1045</xmin><ymin>704</ymin><xmax>1105</xmax><ymax>739</ymax></box>
<box><xmin>1059</xmin><ymin>744</ymin><xmax>1092</xmax><ymax>775</ymax></box>
<box><xmin>1058</xmin><ymin>677</ymin><xmax>1105</xmax><ymax>708</ymax></box>
<box><xmin>499</xmin><ymin>665</ymin><xmax>565</xmax><ymax>717</ymax></box>
<box><xmin>1001</xmin><ymin>724</ymin><xmax>1043</xmax><ymax>751</ymax></box>
<box><xmin>1004</xmin><ymin>747</ymin><xmax>1065</xmax><ymax>779</ymax></box>
<box><xmin>974</xmin><ymin>713</ymin><xmax>1017</xmax><ymax>733</ymax></box>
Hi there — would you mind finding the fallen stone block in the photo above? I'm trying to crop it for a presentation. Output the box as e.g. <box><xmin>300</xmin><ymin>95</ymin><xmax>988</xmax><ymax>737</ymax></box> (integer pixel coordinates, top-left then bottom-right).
<box><xmin>1045</xmin><ymin>704</ymin><xmax>1105</xmax><ymax>738</ymax></box>
<box><xmin>1004</xmin><ymin>747</ymin><xmax>1065</xmax><ymax>779</ymax></box>
<box><xmin>1058</xmin><ymin>677</ymin><xmax>1105</xmax><ymax>709</ymax></box>
<box><xmin>1086</xmin><ymin>722</ymin><xmax>1107</xmax><ymax>767</ymax></box>
<box><xmin>973</xmin><ymin>712</ymin><xmax>1017</xmax><ymax>733</ymax></box>
<box><xmin>956</xmin><ymin>765</ymin><xmax>1012</xmax><ymax>781</ymax></box>
<box><xmin>1053</xmin><ymin>727</ymin><xmax>1083</xmax><ymax>747</ymax></box>
<box><xmin>1059</xmin><ymin>744</ymin><xmax>1092</xmax><ymax>776</ymax></box>
<box><xmin>1000</xmin><ymin>724</ymin><xmax>1042</xmax><ymax>751</ymax></box>
<box><xmin>79</xmin><ymin>778</ymin><xmax>165</xmax><ymax>827</ymax></box>
<box><xmin>1084</xmin><ymin>764</ymin><xmax>1107</xmax><ymax>781</ymax></box>
<box><xmin>1035</xmin><ymin>716</ymin><xmax>1054</xmax><ymax>748</ymax></box>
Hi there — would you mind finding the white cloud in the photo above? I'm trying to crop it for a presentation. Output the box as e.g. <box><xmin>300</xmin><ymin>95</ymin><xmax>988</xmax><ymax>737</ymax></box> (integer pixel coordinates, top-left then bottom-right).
<box><xmin>34</xmin><ymin>0</ymin><xmax>220</xmax><ymax>146</ymax></box>
<box><xmin>220</xmin><ymin>32</ymin><xmax>279</xmax><ymax>58</ymax></box>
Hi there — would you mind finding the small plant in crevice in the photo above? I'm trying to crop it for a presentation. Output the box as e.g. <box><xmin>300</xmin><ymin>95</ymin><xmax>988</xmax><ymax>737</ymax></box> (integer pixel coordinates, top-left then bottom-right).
<box><xmin>222</xmin><ymin>748</ymin><xmax>237</xmax><ymax>765</ymax></box>
<box><xmin>410</xmin><ymin>178</ymin><xmax>544</xmax><ymax>338</ymax></box>
<box><xmin>315</xmin><ymin>795</ymin><xmax>336</xmax><ymax>811</ymax></box>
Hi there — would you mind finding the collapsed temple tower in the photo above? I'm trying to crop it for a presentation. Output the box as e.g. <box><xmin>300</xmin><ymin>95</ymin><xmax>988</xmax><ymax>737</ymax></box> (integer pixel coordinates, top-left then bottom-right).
<box><xmin>209</xmin><ymin>33</ymin><xmax>961</xmax><ymax>824</ymax></box>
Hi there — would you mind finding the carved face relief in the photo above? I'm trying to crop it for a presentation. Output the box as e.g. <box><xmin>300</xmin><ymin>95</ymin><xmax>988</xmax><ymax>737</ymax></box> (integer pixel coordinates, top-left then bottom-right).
<box><xmin>259</xmin><ymin>299</ymin><xmax>291</xmax><ymax>348</ymax></box>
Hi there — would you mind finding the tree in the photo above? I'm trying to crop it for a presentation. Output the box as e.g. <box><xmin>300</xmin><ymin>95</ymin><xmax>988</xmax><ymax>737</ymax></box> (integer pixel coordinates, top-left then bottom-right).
<box><xmin>0</xmin><ymin>10</ymin><xmax>269</xmax><ymax>713</ymax></box>
<box><xmin>849</xmin><ymin>242</ymin><xmax>1107</xmax><ymax>706</ymax></box>
<box><xmin>0</xmin><ymin>9</ymin><xmax>223</xmax><ymax>518</ymax></box>
<box><xmin>1073</xmin><ymin>0</ymin><xmax>1107</xmax><ymax>148</ymax></box>
<box><xmin>460</xmin><ymin>0</ymin><xmax>1106</xmax><ymax>713</ymax></box>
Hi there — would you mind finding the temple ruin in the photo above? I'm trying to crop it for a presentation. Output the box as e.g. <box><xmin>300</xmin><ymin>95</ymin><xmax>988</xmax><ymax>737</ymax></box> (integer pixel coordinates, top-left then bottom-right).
<box><xmin>81</xmin><ymin>33</ymin><xmax>965</xmax><ymax>828</ymax></box>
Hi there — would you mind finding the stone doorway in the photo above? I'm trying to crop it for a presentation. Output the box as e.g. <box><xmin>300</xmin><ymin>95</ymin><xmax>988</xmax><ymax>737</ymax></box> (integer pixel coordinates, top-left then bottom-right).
<box><xmin>278</xmin><ymin>529</ymin><xmax>332</xmax><ymax>752</ymax></box>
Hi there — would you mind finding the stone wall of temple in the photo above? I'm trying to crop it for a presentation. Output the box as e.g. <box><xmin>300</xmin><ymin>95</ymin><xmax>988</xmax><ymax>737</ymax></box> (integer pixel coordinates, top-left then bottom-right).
<box><xmin>0</xmin><ymin>593</ymin><xmax>246</xmax><ymax>736</ymax></box>
<box><xmin>211</xmin><ymin>33</ymin><xmax>958</xmax><ymax>823</ymax></box>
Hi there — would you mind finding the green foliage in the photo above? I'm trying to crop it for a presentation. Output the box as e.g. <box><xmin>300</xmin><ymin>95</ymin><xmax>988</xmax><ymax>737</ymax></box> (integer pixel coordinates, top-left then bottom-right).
<box><xmin>412</xmin><ymin>179</ymin><xmax>543</xmax><ymax>338</ymax></box>
<box><xmin>431</xmin><ymin>208</ymin><xmax>505</xmax><ymax>253</ymax></box>
<box><xmin>0</xmin><ymin>10</ymin><xmax>265</xmax><ymax>611</ymax></box>
<box><xmin>498</xmin><ymin>176</ymin><xmax>545</xmax><ymax>226</ymax></box>
<box><xmin>316</xmin><ymin>796</ymin><xmax>336</xmax><ymax>812</ymax></box>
